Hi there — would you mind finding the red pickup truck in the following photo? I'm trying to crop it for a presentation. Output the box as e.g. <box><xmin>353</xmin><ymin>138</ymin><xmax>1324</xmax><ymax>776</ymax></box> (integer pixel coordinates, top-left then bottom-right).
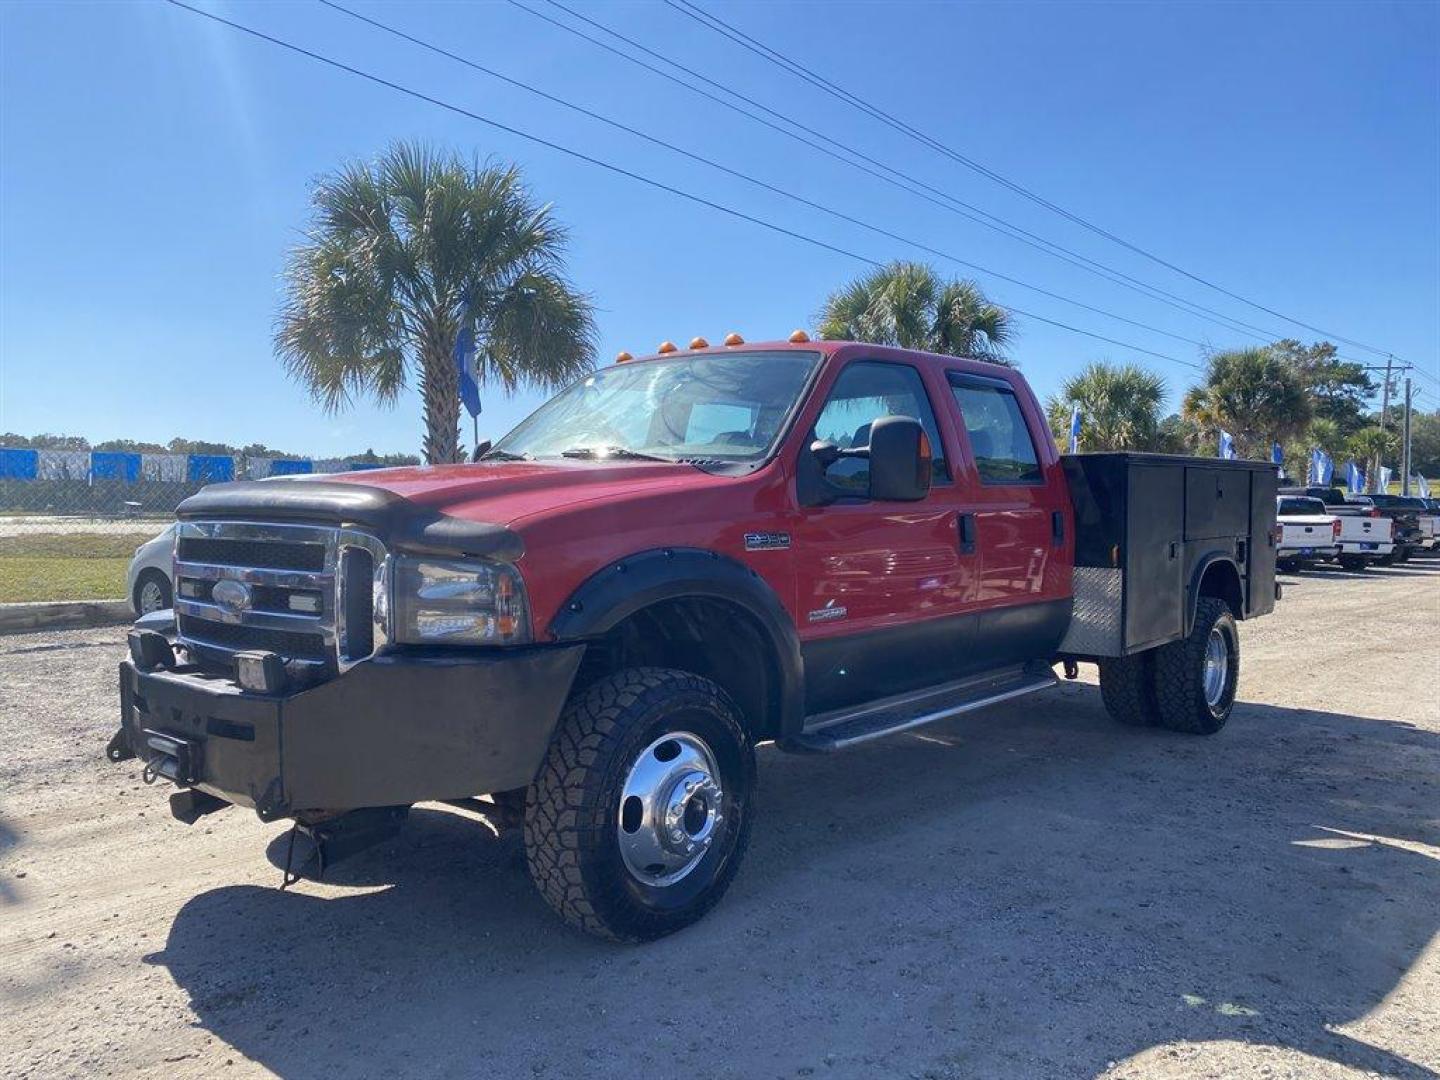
<box><xmin>110</xmin><ymin>336</ymin><xmax>1278</xmax><ymax>941</ymax></box>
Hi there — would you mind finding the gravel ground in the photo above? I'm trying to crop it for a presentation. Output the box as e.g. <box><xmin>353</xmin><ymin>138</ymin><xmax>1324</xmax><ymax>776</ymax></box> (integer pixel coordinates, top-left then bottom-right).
<box><xmin>1</xmin><ymin>560</ymin><xmax>1437</xmax><ymax>1079</ymax></box>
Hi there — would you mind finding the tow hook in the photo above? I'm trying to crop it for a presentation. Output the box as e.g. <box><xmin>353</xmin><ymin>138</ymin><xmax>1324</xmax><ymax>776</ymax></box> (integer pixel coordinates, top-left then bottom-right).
<box><xmin>105</xmin><ymin>727</ymin><xmax>135</xmax><ymax>763</ymax></box>
<box><xmin>1062</xmin><ymin>659</ymin><xmax>1079</xmax><ymax>680</ymax></box>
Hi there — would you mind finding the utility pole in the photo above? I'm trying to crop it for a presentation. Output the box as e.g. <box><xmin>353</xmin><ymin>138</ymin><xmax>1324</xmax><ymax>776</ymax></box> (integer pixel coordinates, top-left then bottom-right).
<box><xmin>1401</xmin><ymin>377</ymin><xmax>1413</xmax><ymax>495</ymax></box>
<box><xmin>1375</xmin><ymin>354</ymin><xmax>1395</xmax><ymax>493</ymax></box>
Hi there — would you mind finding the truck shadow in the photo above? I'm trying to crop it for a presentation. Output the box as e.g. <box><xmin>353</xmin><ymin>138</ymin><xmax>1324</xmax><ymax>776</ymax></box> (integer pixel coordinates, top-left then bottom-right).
<box><xmin>148</xmin><ymin>685</ymin><xmax>1439</xmax><ymax>1079</ymax></box>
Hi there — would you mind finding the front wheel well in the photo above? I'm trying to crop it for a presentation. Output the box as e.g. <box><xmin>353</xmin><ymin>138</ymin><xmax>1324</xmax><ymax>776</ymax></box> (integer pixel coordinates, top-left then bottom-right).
<box><xmin>574</xmin><ymin>597</ymin><xmax>783</xmax><ymax>743</ymax></box>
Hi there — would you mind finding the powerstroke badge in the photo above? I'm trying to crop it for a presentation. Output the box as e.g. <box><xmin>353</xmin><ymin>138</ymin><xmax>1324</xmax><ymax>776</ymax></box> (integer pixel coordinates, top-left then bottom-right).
<box><xmin>744</xmin><ymin>532</ymin><xmax>791</xmax><ymax>551</ymax></box>
<box><xmin>807</xmin><ymin>603</ymin><xmax>848</xmax><ymax>623</ymax></box>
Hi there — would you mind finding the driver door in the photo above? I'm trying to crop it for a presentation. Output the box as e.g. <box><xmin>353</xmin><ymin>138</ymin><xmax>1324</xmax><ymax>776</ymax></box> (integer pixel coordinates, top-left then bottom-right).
<box><xmin>790</xmin><ymin>359</ymin><xmax>977</xmax><ymax>714</ymax></box>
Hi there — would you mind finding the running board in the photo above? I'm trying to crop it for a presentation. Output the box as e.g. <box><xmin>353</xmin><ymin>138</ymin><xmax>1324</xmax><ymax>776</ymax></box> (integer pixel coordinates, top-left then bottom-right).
<box><xmin>784</xmin><ymin>663</ymin><xmax>1057</xmax><ymax>752</ymax></box>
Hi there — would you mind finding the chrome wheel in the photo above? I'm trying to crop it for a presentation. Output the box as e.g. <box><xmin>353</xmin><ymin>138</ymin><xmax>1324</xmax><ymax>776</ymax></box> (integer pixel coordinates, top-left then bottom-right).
<box><xmin>138</xmin><ymin>578</ymin><xmax>166</xmax><ymax>613</ymax></box>
<box><xmin>617</xmin><ymin>731</ymin><xmax>723</xmax><ymax>888</ymax></box>
<box><xmin>1202</xmin><ymin>627</ymin><xmax>1229</xmax><ymax>708</ymax></box>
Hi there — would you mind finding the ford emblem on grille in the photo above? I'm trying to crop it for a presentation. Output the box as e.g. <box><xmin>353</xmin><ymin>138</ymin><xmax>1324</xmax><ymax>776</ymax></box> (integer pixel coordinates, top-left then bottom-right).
<box><xmin>211</xmin><ymin>579</ymin><xmax>252</xmax><ymax>615</ymax></box>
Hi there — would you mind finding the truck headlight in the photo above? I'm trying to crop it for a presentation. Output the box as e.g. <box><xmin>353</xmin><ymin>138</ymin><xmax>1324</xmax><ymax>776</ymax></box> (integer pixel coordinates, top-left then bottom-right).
<box><xmin>390</xmin><ymin>557</ymin><xmax>531</xmax><ymax>645</ymax></box>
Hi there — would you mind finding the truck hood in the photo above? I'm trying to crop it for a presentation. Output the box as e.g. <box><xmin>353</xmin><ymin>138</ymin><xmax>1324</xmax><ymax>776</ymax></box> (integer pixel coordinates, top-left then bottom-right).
<box><xmin>177</xmin><ymin>459</ymin><xmax>734</xmax><ymax>563</ymax></box>
<box><xmin>318</xmin><ymin>459</ymin><xmax>728</xmax><ymax>526</ymax></box>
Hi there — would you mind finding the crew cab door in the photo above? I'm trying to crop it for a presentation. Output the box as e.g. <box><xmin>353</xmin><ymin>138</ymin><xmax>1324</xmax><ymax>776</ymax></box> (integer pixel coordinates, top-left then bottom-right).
<box><xmin>943</xmin><ymin>371</ymin><xmax>1072</xmax><ymax>668</ymax></box>
<box><xmin>790</xmin><ymin>358</ymin><xmax>977</xmax><ymax>714</ymax></box>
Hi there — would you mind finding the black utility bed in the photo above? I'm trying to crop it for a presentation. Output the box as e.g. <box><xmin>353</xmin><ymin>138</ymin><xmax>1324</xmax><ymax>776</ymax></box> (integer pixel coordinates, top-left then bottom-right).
<box><xmin>1059</xmin><ymin>453</ymin><xmax>1278</xmax><ymax>657</ymax></box>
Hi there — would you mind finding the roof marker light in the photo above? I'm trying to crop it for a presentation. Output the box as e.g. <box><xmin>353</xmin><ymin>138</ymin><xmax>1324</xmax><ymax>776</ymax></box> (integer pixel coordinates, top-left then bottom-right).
<box><xmin>789</xmin><ymin>329</ymin><xmax>810</xmax><ymax>343</ymax></box>
<box><xmin>657</xmin><ymin>341</ymin><xmax>678</xmax><ymax>354</ymax></box>
<box><xmin>724</xmin><ymin>332</ymin><xmax>744</xmax><ymax>346</ymax></box>
<box><xmin>615</xmin><ymin>351</ymin><xmax>633</xmax><ymax>364</ymax></box>
<box><xmin>689</xmin><ymin>336</ymin><xmax>710</xmax><ymax>350</ymax></box>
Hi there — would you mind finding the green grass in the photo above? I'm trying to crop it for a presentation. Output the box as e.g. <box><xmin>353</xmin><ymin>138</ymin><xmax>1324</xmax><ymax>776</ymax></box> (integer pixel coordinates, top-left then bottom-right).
<box><xmin>0</xmin><ymin>532</ymin><xmax>153</xmax><ymax>603</ymax></box>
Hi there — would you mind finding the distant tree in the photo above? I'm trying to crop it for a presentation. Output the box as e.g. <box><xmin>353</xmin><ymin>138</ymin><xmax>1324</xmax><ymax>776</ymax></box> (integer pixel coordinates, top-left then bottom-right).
<box><xmin>349</xmin><ymin>447</ymin><xmax>421</xmax><ymax>466</ymax></box>
<box><xmin>1044</xmin><ymin>362</ymin><xmax>1166</xmax><ymax>451</ymax></box>
<box><xmin>1346</xmin><ymin>425</ymin><xmax>1396</xmax><ymax>493</ymax></box>
<box><xmin>276</xmin><ymin>142</ymin><xmax>597</xmax><ymax>464</ymax></box>
<box><xmin>168</xmin><ymin>437</ymin><xmax>238</xmax><ymax>457</ymax></box>
<box><xmin>92</xmin><ymin>438</ymin><xmax>168</xmax><ymax>453</ymax></box>
<box><xmin>1153</xmin><ymin>413</ymin><xmax>1202</xmax><ymax>455</ymax></box>
<box><xmin>1181</xmin><ymin>347</ymin><xmax>1311</xmax><ymax>459</ymax></box>
<box><xmin>1272</xmin><ymin>339</ymin><xmax>1375</xmax><ymax>436</ymax></box>
<box><xmin>1409</xmin><ymin>409</ymin><xmax>1440</xmax><ymax>478</ymax></box>
<box><xmin>0</xmin><ymin>433</ymin><xmax>91</xmax><ymax>450</ymax></box>
<box><xmin>817</xmin><ymin>261</ymin><xmax>1014</xmax><ymax>364</ymax></box>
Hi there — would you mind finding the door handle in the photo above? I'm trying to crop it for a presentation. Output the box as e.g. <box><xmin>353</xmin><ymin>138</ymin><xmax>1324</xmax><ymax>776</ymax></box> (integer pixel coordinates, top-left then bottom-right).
<box><xmin>958</xmin><ymin>513</ymin><xmax>977</xmax><ymax>555</ymax></box>
<box><xmin>1051</xmin><ymin>510</ymin><xmax>1065</xmax><ymax>546</ymax></box>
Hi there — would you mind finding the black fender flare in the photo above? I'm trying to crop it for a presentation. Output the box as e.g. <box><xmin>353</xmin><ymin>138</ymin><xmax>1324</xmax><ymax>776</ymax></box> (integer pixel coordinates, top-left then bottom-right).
<box><xmin>548</xmin><ymin>547</ymin><xmax>805</xmax><ymax>736</ymax></box>
<box><xmin>1186</xmin><ymin>554</ymin><xmax>1243</xmax><ymax>634</ymax></box>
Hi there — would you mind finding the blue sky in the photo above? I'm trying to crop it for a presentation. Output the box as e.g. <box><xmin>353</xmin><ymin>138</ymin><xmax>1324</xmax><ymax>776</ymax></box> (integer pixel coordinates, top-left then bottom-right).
<box><xmin>2</xmin><ymin>0</ymin><xmax>1436</xmax><ymax>457</ymax></box>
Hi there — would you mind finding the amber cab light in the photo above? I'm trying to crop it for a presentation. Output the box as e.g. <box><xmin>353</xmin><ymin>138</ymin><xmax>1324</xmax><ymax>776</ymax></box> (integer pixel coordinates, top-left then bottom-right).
<box><xmin>788</xmin><ymin>329</ymin><xmax>810</xmax><ymax>343</ymax></box>
<box><xmin>689</xmin><ymin>336</ymin><xmax>710</xmax><ymax>350</ymax></box>
<box><xmin>615</xmin><ymin>351</ymin><xmax>634</xmax><ymax>364</ymax></box>
<box><xmin>723</xmin><ymin>332</ymin><xmax>744</xmax><ymax>346</ymax></box>
<box><xmin>657</xmin><ymin>341</ymin><xmax>678</xmax><ymax>354</ymax></box>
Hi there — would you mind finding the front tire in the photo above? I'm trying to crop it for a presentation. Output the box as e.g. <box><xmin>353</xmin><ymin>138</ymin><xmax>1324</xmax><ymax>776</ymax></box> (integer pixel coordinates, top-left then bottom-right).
<box><xmin>132</xmin><ymin>569</ymin><xmax>171</xmax><ymax>615</ymax></box>
<box><xmin>524</xmin><ymin>668</ymin><xmax>754</xmax><ymax>942</ymax></box>
<box><xmin>1150</xmin><ymin>598</ymin><xmax>1239</xmax><ymax>735</ymax></box>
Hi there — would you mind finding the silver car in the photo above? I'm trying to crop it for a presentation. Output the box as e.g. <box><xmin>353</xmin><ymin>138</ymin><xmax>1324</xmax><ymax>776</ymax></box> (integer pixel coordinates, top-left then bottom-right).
<box><xmin>126</xmin><ymin>524</ymin><xmax>175</xmax><ymax>615</ymax></box>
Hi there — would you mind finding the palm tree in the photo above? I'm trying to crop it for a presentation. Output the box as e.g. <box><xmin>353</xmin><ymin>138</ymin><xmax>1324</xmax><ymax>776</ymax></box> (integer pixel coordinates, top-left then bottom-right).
<box><xmin>1346</xmin><ymin>425</ymin><xmax>1395</xmax><ymax>493</ymax></box>
<box><xmin>1044</xmin><ymin>362</ymin><xmax>1166</xmax><ymax>451</ymax></box>
<box><xmin>1180</xmin><ymin>347</ymin><xmax>1311</xmax><ymax>459</ymax></box>
<box><xmin>817</xmin><ymin>261</ymin><xmax>1013</xmax><ymax>363</ymax></box>
<box><xmin>276</xmin><ymin>143</ymin><xmax>597</xmax><ymax>464</ymax></box>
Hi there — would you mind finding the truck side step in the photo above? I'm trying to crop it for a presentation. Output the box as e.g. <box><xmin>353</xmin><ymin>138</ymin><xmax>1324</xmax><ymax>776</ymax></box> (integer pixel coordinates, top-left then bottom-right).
<box><xmin>785</xmin><ymin>663</ymin><xmax>1057</xmax><ymax>752</ymax></box>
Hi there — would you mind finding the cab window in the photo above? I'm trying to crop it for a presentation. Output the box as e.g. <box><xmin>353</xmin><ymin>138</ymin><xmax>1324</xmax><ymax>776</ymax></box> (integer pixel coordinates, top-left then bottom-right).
<box><xmin>809</xmin><ymin>361</ymin><xmax>949</xmax><ymax>495</ymax></box>
<box><xmin>948</xmin><ymin>374</ymin><xmax>1042</xmax><ymax>485</ymax></box>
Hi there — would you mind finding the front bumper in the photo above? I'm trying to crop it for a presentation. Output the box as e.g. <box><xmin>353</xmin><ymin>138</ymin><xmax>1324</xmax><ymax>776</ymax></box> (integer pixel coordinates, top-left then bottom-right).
<box><xmin>116</xmin><ymin>645</ymin><xmax>584</xmax><ymax>820</ymax></box>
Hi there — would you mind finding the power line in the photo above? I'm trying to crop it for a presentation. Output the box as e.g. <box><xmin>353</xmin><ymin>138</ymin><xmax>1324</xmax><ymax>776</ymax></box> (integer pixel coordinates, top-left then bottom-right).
<box><xmin>666</xmin><ymin>0</ymin><xmax>1400</xmax><ymax>359</ymax></box>
<box><xmin>319</xmin><ymin>0</ymin><xmax>1210</xmax><ymax>360</ymax></box>
<box><xmin>516</xmin><ymin>0</ymin><xmax>1289</xmax><ymax>349</ymax></box>
<box><xmin>160</xmin><ymin>0</ymin><xmax>1196</xmax><ymax>369</ymax></box>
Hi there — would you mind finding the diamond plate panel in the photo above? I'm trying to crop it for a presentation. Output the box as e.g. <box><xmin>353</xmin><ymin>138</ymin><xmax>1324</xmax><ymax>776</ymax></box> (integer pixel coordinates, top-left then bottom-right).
<box><xmin>1058</xmin><ymin>567</ymin><xmax>1123</xmax><ymax>656</ymax></box>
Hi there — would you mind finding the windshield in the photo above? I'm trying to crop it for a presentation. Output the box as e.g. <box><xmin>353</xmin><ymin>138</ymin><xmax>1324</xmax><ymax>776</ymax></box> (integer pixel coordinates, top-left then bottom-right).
<box><xmin>1370</xmin><ymin>495</ymin><xmax>1424</xmax><ymax>509</ymax></box>
<box><xmin>490</xmin><ymin>350</ymin><xmax>820</xmax><ymax>463</ymax></box>
<box><xmin>1278</xmin><ymin>497</ymin><xmax>1326</xmax><ymax>516</ymax></box>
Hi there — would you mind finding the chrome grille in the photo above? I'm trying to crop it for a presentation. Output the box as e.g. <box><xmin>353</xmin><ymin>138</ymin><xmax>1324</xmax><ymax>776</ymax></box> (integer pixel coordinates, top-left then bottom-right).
<box><xmin>173</xmin><ymin>521</ymin><xmax>388</xmax><ymax>672</ymax></box>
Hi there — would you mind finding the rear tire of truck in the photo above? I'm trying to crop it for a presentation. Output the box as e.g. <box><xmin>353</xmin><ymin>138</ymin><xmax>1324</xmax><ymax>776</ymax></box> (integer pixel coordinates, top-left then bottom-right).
<box><xmin>1098</xmin><ymin>652</ymin><xmax>1160</xmax><ymax>728</ymax></box>
<box><xmin>1150</xmin><ymin>598</ymin><xmax>1238</xmax><ymax>735</ymax></box>
<box><xmin>523</xmin><ymin>667</ymin><xmax>754</xmax><ymax>943</ymax></box>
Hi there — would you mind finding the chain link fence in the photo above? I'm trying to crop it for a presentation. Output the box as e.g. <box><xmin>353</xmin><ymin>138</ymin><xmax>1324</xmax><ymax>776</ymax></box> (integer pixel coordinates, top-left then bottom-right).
<box><xmin>0</xmin><ymin>450</ymin><xmax>393</xmax><ymax>605</ymax></box>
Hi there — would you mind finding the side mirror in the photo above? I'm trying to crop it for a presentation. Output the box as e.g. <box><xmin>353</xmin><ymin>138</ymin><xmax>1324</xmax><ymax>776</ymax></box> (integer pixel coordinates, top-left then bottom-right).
<box><xmin>809</xmin><ymin>439</ymin><xmax>842</xmax><ymax>468</ymax></box>
<box><xmin>867</xmin><ymin>416</ymin><xmax>931</xmax><ymax>501</ymax></box>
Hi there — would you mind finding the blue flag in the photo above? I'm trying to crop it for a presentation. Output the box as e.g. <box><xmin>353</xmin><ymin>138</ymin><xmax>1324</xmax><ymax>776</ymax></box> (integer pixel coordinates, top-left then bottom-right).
<box><xmin>1218</xmin><ymin>430</ymin><xmax>1236</xmax><ymax>460</ymax></box>
<box><xmin>1271</xmin><ymin>442</ymin><xmax>1283</xmax><ymax>467</ymax></box>
<box><xmin>1418</xmin><ymin>475</ymin><xmax>1431</xmax><ymax>499</ymax></box>
<box><xmin>1067</xmin><ymin>406</ymin><xmax>1081</xmax><ymax>453</ymax></box>
<box><xmin>454</xmin><ymin>326</ymin><xmax>482</xmax><ymax>420</ymax></box>
<box><xmin>1346</xmin><ymin>460</ymin><xmax>1365</xmax><ymax>494</ymax></box>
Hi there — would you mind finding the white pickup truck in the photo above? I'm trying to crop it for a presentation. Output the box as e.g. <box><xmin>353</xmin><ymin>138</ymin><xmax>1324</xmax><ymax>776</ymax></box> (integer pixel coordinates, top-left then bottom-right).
<box><xmin>1275</xmin><ymin>495</ymin><xmax>1340</xmax><ymax>570</ymax></box>
<box><xmin>1277</xmin><ymin>487</ymin><xmax>1395</xmax><ymax>570</ymax></box>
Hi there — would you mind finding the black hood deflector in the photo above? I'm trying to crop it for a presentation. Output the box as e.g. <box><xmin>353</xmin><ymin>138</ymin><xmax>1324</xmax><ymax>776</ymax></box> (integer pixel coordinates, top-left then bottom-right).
<box><xmin>176</xmin><ymin>480</ymin><xmax>523</xmax><ymax>563</ymax></box>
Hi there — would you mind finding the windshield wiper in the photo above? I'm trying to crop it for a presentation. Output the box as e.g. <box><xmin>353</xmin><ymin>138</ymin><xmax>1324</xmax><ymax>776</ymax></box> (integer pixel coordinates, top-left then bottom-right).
<box><xmin>479</xmin><ymin>449</ymin><xmax>529</xmax><ymax>461</ymax></box>
<box><xmin>559</xmin><ymin>446</ymin><xmax>672</xmax><ymax>462</ymax></box>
